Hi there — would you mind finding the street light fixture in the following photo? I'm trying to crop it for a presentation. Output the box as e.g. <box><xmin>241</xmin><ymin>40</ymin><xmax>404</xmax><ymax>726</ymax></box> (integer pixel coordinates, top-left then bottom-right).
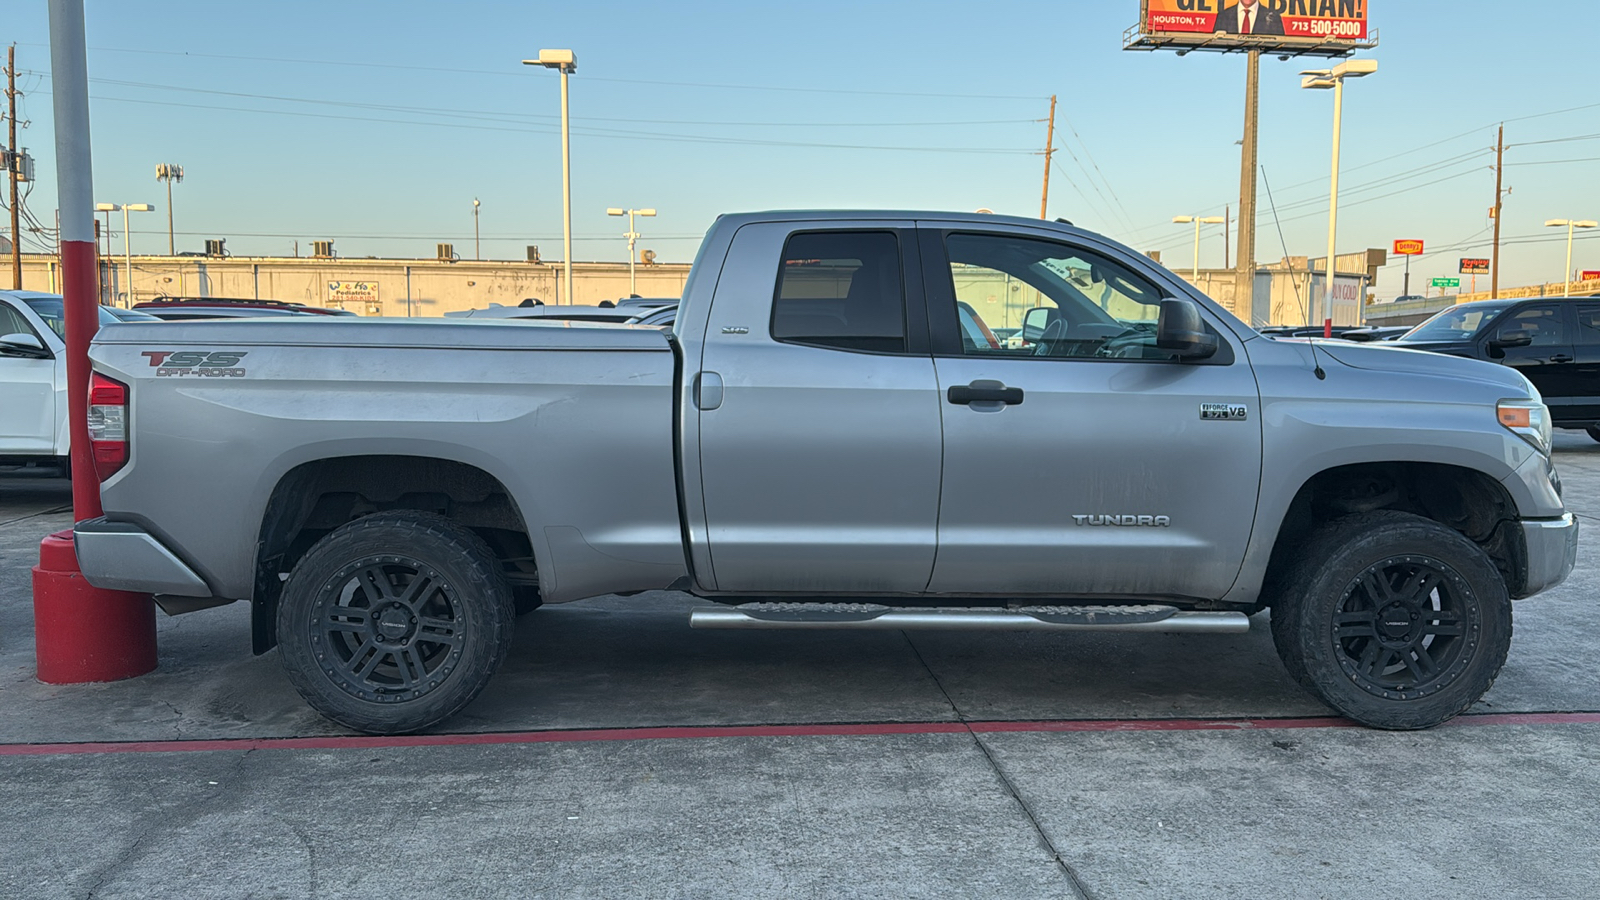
<box><xmin>524</xmin><ymin>49</ymin><xmax>577</xmax><ymax>304</ymax></box>
<box><xmin>1302</xmin><ymin>57</ymin><xmax>1378</xmax><ymax>337</ymax></box>
<box><xmin>1172</xmin><ymin>215</ymin><xmax>1227</xmax><ymax>283</ymax></box>
<box><xmin>155</xmin><ymin>164</ymin><xmax>183</xmax><ymax>256</ymax></box>
<box><xmin>607</xmin><ymin>207</ymin><xmax>657</xmax><ymax>296</ymax></box>
<box><xmin>95</xmin><ymin>202</ymin><xmax>154</xmax><ymax>306</ymax></box>
<box><xmin>1545</xmin><ymin>219</ymin><xmax>1598</xmax><ymax>297</ymax></box>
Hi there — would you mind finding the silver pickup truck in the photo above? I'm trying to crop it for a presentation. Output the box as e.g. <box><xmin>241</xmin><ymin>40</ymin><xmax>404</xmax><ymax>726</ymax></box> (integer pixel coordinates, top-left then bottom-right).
<box><xmin>74</xmin><ymin>211</ymin><xmax>1577</xmax><ymax>734</ymax></box>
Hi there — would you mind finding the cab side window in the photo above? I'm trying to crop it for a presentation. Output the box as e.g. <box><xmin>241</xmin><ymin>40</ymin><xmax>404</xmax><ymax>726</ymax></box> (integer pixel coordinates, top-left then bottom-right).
<box><xmin>771</xmin><ymin>231</ymin><xmax>907</xmax><ymax>354</ymax></box>
<box><xmin>1501</xmin><ymin>306</ymin><xmax>1566</xmax><ymax>346</ymax></box>
<box><xmin>943</xmin><ymin>232</ymin><xmax>1169</xmax><ymax>361</ymax></box>
<box><xmin>1575</xmin><ymin>305</ymin><xmax>1600</xmax><ymax>344</ymax></box>
<box><xmin>0</xmin><ymin>301</ymin><xmax>34</xmax><ymax>339</ymax></box>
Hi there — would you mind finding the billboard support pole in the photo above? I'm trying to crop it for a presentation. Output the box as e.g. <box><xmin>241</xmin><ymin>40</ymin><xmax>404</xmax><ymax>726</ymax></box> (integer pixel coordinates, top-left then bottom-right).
<box><xmin>1234</xmin><ymin>50</ymin><xmax>1260</xmax><ymax>326</ymax></box>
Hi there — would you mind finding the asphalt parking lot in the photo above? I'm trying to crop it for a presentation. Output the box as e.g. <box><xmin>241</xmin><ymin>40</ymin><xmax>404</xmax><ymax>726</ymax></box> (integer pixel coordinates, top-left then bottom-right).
<box><xmin>3</xmin><ymin>442</ymin><xmax>1599</xmax><ymax>900</ymax></box>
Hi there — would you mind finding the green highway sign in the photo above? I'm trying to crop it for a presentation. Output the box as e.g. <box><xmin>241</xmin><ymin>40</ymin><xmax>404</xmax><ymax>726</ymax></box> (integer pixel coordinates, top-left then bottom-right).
<box><xmin>1432</xmin><ymin>277</ymin><xmax>1461</xmax><ymax>288</ymax></box>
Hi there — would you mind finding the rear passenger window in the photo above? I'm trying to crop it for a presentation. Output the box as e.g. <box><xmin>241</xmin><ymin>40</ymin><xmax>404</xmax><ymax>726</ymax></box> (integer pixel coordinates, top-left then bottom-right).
<box><xmin>1575</xmin><ymin>306</ymin><xmax>1600</xmax><ymax>344</ymax></box>
<box><xmin>772</xmin><ymin>231</ymin><xmax>907</xmax><ymax>354</ymax></box>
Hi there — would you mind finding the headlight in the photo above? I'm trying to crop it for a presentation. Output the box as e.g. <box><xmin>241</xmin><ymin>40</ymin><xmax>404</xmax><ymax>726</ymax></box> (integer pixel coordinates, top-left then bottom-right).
<box><xmin>1498</xmin><ymin>398</ymin><xmax>1552</xmax><ymax>455</ymax></box>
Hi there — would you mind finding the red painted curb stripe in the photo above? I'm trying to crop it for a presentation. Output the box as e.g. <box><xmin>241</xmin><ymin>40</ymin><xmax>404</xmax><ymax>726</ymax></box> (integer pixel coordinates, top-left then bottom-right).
<box><xmin>0</xmin><ymin>712</ymin><xmax>1596</xmax><ymax>758</ymax></box>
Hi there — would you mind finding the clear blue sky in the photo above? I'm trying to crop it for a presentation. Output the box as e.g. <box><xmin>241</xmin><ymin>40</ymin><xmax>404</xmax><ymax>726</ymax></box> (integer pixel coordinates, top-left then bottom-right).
<box><xmin>5</xmin><ymin>0</ymin><xmax>1597</xmax><ymax>297</ymax></box>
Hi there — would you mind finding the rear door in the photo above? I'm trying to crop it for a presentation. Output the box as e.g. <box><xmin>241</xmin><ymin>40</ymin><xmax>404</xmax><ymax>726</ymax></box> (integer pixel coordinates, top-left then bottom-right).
<box><xmin>694</xmin><ymin>222</ymin><xmax>943</xmax><ymax>593</ymax></box>
<box><xmin>0</xmin><ymin>298</ymin><xmax>57</xmax><ymax>455</ymax></box>
<box><xmin>919</xmin><ymin>226</ymin><xmax>1262</xmax><ymax>600</ymax></box>
<box><xmin>1485</xmin><ymin>304</ymin><xmax>1578</xmax><ymax>415</ymax></box>
<box><xmin>1567</xmin><ymin>302</ymin><xmax>1600</xmax><ymax>424</ymax></box>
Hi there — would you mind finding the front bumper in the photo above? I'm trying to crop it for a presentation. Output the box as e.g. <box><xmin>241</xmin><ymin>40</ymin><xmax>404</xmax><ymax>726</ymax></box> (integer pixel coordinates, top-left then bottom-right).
<box><xmin>73</xmin><ymin>518</ymin><xmax>212</xmax><ymax>597</ymax></box>
<box><xmin>1519</xmin><ymin>513</ymin><xmax>1579</xmax><ymax>598</ymax></box>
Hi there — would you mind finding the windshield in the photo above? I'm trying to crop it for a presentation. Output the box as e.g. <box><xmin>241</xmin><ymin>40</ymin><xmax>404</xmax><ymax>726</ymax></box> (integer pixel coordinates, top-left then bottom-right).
<box><xmin>22</xmin><ymin>296</ymin><xmax>120</xmax><ymax>339</ymax></box>
<box><xmin>1401</xmin><ymin>305</ymin><xmax>1509</xmax><ymax>342</ymax></box>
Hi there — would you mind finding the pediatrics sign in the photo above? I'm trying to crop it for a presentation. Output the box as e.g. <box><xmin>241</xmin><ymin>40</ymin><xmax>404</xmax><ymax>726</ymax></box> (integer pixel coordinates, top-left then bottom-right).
<box><xmin>1143</xmin><ymin>0</ymin><xmax>1370</xmax><ymax>42</ymax></box>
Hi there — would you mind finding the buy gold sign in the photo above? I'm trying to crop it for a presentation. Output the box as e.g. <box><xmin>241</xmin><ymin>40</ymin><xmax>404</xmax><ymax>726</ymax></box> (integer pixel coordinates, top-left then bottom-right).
<box><xmin>1143</xmin><ymin>0</ymin><xmax>1369</xmax><ymax>41</ymax></box>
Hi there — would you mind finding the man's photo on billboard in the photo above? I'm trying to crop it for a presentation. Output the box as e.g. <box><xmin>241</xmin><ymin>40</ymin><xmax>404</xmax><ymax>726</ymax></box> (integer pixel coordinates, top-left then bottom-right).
<box><xmin>1214</xmin><ymin>0</ymin><xmax>1286</xmax><ymax>35</ymax></box>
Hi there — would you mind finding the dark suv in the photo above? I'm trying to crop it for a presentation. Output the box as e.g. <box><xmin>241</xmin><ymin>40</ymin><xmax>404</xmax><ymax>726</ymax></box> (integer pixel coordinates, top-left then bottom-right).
<box><xmin>1394</xmin><ymin>296</ymin><xmax>1600</xmax><ymax>439</ymax></box>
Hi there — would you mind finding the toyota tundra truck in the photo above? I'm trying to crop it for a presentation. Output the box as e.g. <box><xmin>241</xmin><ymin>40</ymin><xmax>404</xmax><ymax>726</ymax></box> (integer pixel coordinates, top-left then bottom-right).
<box><xmin>72</xmin><ymin>211</ymin><xmax>1578</xmax><ymax>734</ymax></box>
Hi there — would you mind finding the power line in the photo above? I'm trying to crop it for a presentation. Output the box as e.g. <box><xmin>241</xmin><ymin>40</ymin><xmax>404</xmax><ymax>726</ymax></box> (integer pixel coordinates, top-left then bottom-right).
<box><xmin>34</xmin><ymin>88</ymin><xmax>1037</xmax><ymax>155</ymax></box>
<box><xmin>19</xmin><ymin>42</ymin><xmax>1045</xmax><ymax>100</ymax></box>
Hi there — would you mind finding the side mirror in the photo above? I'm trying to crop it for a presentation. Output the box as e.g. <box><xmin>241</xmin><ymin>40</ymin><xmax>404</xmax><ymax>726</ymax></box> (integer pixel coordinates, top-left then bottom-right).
<box><xmin>1490</xmin><ymin>328</ymin><xmax>1534</xmax><ymax>349</ymax></box>
<box><xmin>1155</xmin><ymin>299</ymin><xmax>1219</xmax><ymax>360</ymax></box>
<box><xmin>1021</xmin><ymin>307</ymin><xmax>1053</xmax><ymax>343</ymax></box>
<box><xmin>0</xmin><ymin>332</ymin><xmax>48</xmax><ymax>357</ymax></box>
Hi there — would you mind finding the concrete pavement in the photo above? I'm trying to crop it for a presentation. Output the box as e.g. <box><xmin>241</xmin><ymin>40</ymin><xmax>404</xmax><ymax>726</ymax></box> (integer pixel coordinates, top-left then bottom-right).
<box><xmin>2</xmin><ymin>438</ymin><xmax>1599</xmax><ymax>898</ymax></box>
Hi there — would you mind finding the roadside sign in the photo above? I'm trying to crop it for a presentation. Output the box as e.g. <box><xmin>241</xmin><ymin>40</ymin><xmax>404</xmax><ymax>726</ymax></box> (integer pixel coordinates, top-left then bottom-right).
<box><xmin>1393</xmin><ymin>239</ymin><xmax>1425</xmax><ymax>256</ymax></box>
<box><xmin>1432</xmin><ymin>277</ymin><xmax>1461</xmax><ymax>289</ymax></box>
<box><xmin>1460</xmin><ymin>258</ymin><xmax>1490</xmax><ymax>274</ymax></box>
<box><xmin>1583</xmin><ymin>270</ymin><xmax>1600</xmax><ymax>281</ymax></box>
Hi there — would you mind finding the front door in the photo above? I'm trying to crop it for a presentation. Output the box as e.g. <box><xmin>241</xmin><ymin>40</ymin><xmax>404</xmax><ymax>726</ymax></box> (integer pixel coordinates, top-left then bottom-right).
<box><xmin>696</xmin><ymin>223</ymin><xmax>942</xmax><ymax>593</ymax></box>
<box><xmin>919</xmin><ymin>227</ymin><xmax>1262</xmax><ymax>601</ymax></box>
<box><xmin>0</xmin><ymin>299</ymin><xmax>57</xmax><ymax>455</ymax></box>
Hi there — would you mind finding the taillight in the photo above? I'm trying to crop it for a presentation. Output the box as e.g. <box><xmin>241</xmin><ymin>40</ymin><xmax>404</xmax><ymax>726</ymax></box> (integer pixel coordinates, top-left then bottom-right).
<box><xmin>88</xmin><ymin>373</ymin><xmax>129</xmax><ymax>481</ymax></box>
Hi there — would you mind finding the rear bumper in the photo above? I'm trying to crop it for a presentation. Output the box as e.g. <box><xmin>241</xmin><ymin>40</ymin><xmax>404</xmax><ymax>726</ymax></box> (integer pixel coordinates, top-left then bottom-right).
<box><xmin>1519</xmin><ymin>513</ymin><xmax>1579</xmax><ymax>598</ymax></box>
<box><xmin>73</xmin><ymin>518</ymin><xmax>212</xmax><ymax>597</ymax></box>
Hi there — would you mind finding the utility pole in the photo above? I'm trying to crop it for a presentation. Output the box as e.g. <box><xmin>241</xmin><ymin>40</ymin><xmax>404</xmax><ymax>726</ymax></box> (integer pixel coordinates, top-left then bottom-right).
<box><xmin>1491</xmin><ymin>124</ymin><xmax>1505</xmax><ymax>300</ymax></box>
<box><xmin>7</xmin><ymin>45</ymin><xmax>21</xmax><ymax>289</ymax></box>
<box><xmin>1234</xmin><ymin>51</ymin><xmax>1261</xmax><ymax>324</ymax></box>
<box><xmin>1039</xmin><ymin>95</ymin><xmax>1056</xmax><ymax>220</ymax></box>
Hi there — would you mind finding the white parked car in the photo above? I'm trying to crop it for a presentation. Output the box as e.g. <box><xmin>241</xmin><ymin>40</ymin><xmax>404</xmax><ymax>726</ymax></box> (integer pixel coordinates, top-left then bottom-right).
<box><xmin>0</xmin><ymin>291</ymin><xmax>159</xmax><ymax>468</ymax></box>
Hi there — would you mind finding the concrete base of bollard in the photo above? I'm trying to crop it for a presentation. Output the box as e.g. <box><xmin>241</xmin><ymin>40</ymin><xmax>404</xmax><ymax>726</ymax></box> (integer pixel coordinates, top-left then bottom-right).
<box><xmin>32</xmin><ymin>529</ymin><xmax>158</xmax><ymax>684</ymax></box>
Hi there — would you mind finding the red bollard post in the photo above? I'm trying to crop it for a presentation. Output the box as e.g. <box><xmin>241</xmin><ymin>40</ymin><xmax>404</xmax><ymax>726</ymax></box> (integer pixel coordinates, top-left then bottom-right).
<box><xmin>31</xmin><ymin>0</ymin><xmax>157</xmax><ymax>684</ymax></box>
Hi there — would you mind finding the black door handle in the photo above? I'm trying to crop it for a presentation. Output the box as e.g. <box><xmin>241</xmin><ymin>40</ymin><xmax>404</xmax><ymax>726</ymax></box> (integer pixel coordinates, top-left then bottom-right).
<box><xmin>948</xmin><ymin>381</ymin><xmax>1024</xmax><ymax>406</ymax></box>
<box><xmin>1549</xmin><ymin>354</ymin><xmax>1575</xmax><ymax>363</ymax></box>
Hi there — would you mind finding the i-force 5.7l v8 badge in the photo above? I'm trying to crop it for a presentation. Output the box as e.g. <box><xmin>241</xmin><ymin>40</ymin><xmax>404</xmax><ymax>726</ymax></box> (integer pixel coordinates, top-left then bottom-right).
<box><xmin>1200</xmin><ymin>402</ymin><xmax>1248</xmax><ymax>421</ymax></box>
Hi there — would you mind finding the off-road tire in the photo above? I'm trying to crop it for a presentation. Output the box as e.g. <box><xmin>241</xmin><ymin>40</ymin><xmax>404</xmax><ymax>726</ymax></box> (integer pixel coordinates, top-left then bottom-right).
<box><xmin>1269</xmin><ymin>511</ymin><xmax>1512</xmax><ymax>730</ymax></box>
<box><xmin>277</xmin><ymin>511</ymin><xmax>515</xmax><ymax>734</ymax></box>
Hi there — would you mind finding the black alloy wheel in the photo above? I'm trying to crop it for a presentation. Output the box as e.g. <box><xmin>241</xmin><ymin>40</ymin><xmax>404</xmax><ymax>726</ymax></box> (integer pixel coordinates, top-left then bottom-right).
<box><xmin>315</xmin><ymin>557</ymin><xmax>467</xmax><ymax>703</ymax></box>
<box><xmin>1329</xmin><ymin>555</ymin><xmax>1477</xmax><ymax>702</ymax></box>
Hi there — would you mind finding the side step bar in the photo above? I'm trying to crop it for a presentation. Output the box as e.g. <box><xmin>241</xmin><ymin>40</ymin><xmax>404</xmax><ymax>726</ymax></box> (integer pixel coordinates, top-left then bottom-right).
<box><xmin>690</xmin><ymin>603</ymin><xmax>1250</xmax><ymax>634</ymax></box>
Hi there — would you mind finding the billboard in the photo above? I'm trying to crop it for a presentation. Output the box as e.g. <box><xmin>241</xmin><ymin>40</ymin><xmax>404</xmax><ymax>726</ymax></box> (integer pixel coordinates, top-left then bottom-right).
<box><xmin>1460</xmin><ymin>258</ymin><xmax>1490</xmax><ymax>274</ymax></box>
<box><xmin>1392</xmin><ymin>239</ymin><xmax>1424</xmax><ymax>256</ymax></box>
<box><xmin>327</xmin><ymin>280</ymin><xmax>379</xmax><ymax>312</ymax></box>
<box><xmin>1142</xmin><ymin>0</ymin><xmax>1369</xmax><ymax>43</ymax></box>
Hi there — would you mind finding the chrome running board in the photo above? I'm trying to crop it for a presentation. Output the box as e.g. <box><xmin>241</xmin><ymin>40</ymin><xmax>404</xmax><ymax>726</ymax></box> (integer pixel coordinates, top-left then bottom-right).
<box><xmin>690</xmin><ymin>603</ymin><xmax>1250</xmax><ymax>634</ymax></box>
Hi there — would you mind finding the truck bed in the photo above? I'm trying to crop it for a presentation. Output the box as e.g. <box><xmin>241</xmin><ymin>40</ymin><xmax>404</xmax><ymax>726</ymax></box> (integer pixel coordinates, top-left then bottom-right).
<box><xmin>89</xmin><ymin>317</ymin><xmax>687</xmax><ymax>602</ymax></box>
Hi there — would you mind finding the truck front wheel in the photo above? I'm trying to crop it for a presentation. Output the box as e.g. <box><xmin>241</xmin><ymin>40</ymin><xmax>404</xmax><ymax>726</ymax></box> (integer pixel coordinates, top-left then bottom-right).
<box><xmin>277</xmin><ymin>511</ymin><xmax>515</xmax><ymax>734</ymax></box>
<box><xmin>1269</xmin><ymin>511</ymin><xmax>1512</xmax><ymax>730</ymax></box>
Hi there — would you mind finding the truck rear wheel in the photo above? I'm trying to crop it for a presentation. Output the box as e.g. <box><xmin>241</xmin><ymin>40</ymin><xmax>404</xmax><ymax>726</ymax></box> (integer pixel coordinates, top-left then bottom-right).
<box><xmin>1269</xmin><ymin>511</ymin><xmax>1511</xmax><ymax>730</ymax></box>
<box><xmin>277</xmin><ymin>511</ymin><xmax>515</xmax><ymax>734</ymax></box>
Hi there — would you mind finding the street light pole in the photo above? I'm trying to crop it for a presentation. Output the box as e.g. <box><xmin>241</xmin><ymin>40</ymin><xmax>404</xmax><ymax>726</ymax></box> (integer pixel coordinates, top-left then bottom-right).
<box><xmin>97</xmin><ymin>202</ymin><xmax>152</xmax><ymax>306</ymax></box>
<box><xmin>1173</xmin><ymin>215</ymin><xmax>1226</xmax><ymax>284</ymax></box>
<box><xmin>525</xmin><ymin>50</ymin><xmax>578</xmax><ymax>304</ymax></box>
<box><xmin>1302</xmin><ymin>59</ymin><xmax>1377</xmax><ymax>338</ymax></box>
<box><xmin>473</xmin><ymin>198</ymin><xmax>481</xmax><ymax>260</ymax></box>
<box><xmin>608</xmin><ymin>206</ymin><xmax>656</xmax><ymax>296</ymax></box>
<box><xmin>1546</xmin><ymin>219</ymin><xmax>1598</xmax><ymax>296</ymax></box>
